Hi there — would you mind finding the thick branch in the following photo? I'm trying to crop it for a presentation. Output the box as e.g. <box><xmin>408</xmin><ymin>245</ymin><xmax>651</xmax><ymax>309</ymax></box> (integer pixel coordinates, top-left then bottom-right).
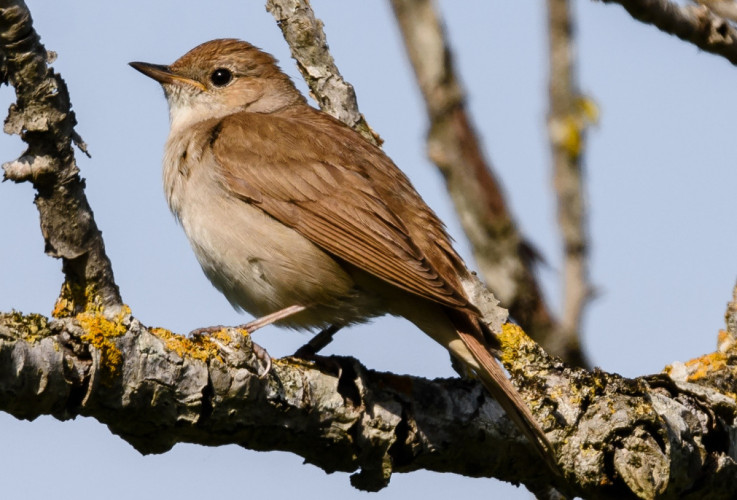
<box><xmin>388</xmin><ymin>0</ymin><xmax>574</xmax><ymax>364</ymax></box>
<box><xmin>600</xmin><ymin>0</ymin><xmax>737</xmax><ymax>66</ymax></box>
<box><xmin>265</xmin><ymin>0</ymin><xmax>381</xmax><ymax>146</ymax></box>
<box><xmin>2</xmin><ymin>310</ymin><xmax>737</xmax><ymax>498</ymax></box>
<box><xmin>0</xmin><ymin>0</ymin><xmax>121</xmax><ymax>312</ymax></box>
<box><xmin>547</xmin><ymin>0</ymin><xmax>593</xmax><ymax>367</ymax></box>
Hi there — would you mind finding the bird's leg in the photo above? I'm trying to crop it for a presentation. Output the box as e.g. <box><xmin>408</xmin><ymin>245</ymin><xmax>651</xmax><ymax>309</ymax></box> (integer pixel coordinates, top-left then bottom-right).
<box><xmin>189</xmin><ymin>304</ymin><xmax>307</xmax><ymax>336</ymax></box>
<box><xmin>240</xmin><ymin>304</ymin><xmax>307</xmax><ymax>332</ymax></box>
<box><xmin>293</xmin><ymin>324</ymin><xmax>342</xmax><ymax>358</ymax></box>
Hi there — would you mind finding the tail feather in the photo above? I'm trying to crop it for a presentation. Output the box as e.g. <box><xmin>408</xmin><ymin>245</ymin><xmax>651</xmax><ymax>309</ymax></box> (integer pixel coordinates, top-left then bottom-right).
<box><xmin>393</xmin><ymin>293</ymin><xmax>558</xmax><ymax>474</ymax></box>
<box><xmin>455</xmin><ymin>325</ymin><xmax>559</xmax><ymax>475</ymax></box>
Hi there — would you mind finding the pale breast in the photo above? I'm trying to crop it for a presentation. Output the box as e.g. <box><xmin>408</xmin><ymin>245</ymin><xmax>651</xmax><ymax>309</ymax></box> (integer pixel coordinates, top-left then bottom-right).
<box><xmin>162</xmin><ymin>126</ymin><xmax>383</xmax><ymax>330</ymax></box>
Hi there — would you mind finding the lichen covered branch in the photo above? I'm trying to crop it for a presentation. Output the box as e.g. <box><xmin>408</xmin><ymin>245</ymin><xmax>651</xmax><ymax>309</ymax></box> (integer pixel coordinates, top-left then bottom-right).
<box><xmin>2</xmin><ymin>309</ymin><xmax>737</xmax><ymax>498</ymax></box>
<box><xmin>0</xmin><ymin>0</ymin><xmax>121</xmax><ymax>313</ymax></box>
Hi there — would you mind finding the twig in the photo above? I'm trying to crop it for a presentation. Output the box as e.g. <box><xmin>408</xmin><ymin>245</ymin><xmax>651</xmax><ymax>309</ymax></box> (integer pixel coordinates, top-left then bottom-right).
<box><xmin>600</xmin><ymin>0</ymin><xmax>737</xmax><ymax>66</ymax></box>
<box><xmin>0</xmin><ymin>0</ymin><xmax>121</xmax><ymax>314</ymax></box>
<box><xmin>547</xmin><ymin>0</ymin><xmax>593</xmax><ymax>367</ymax></box>
<box><xmin>265</xmin><ymin>0</ymin><xmax>381</xmax><ymax>146</ymax></box>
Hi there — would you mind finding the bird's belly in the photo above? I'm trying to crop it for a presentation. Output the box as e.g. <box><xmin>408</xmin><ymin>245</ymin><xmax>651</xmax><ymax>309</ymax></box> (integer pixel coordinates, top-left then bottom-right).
<box><xmin>176</xmin><ymin>188</ymin><xmax>380</xmax><ymax>330</ymax></box>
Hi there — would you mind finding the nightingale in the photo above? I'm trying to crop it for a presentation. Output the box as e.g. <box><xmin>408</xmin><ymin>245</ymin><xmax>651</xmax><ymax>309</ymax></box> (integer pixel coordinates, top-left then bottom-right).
<box><xmin>130</xmin><ymin>39</ymin><xmax>556</xmax><ymax>469</ymax></box>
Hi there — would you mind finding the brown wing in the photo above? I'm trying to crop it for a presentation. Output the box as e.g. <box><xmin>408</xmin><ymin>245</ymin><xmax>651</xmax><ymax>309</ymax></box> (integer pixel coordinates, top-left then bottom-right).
<box><xmin>209</xmin><ymin>107</ymin><xmax>472</xmax><ymax>309</ymax></box>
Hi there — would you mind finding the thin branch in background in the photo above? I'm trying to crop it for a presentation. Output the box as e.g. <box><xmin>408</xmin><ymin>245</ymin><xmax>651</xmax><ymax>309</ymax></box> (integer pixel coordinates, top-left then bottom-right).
<box><xmin>600</xmin><ymin>0</ymin><xmax>737</xmax><ymax>66</ymax></box>
<box><xmin>265</xmin><ymin>0</ymin><xmax>381</xmax><ymax>146</ymax></box>
<box><xmin>547</xmin><ymin>0</ymin><xmax>594</xmax><ymax>366</ymax></box>
<box><xmin>388</xmin><ymin>0</ymin><xmax>583</xmax><ymax>365</ymax></box>
<box><xmin>0</xmin><ymin>0</ymin><xmax>121</xmax><ymax>314</ymax></box>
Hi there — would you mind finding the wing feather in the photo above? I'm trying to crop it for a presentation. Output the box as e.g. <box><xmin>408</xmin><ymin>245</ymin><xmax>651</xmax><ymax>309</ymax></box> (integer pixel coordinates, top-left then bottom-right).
<box><xmin>210</xmin><ymin>109</ymin><xmax>471</xmax><ymax>309</ymax></box>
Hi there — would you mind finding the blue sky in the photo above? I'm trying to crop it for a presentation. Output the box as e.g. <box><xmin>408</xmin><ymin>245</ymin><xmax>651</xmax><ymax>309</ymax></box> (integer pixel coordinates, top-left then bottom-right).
<box><xmin>1</xmin><ymin>1</ymin><xmax>736</xmax><ymax>498</ymax></box>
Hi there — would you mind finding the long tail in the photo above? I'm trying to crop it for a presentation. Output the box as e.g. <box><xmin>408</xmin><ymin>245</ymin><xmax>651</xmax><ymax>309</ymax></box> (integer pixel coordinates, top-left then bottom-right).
<box><xmin>452</xmin><ymin>316</ymin><xmax>559</xmax><ymax>475</ymax></box>
<box><xmin>396</xmin><ymin>296</ymin><xmax>558</xmax><ymax>473</ymax></box>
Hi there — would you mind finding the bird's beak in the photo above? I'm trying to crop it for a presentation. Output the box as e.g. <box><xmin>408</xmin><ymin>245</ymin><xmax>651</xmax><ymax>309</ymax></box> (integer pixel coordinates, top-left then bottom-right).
<box><xmin>129</xmin><ymin>61</ymin><xmax>207</xmax><ymax>91</ymax></box>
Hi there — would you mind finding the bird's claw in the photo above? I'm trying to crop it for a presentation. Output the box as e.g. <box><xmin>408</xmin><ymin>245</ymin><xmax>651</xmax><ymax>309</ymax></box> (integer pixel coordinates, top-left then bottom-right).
<box><xmin>251</xmin><ymin>340</ymin><xmax>272</xmax><ymax>379</ymax></box>
<box><xmin>188</xmin><ymin>325</ymin><xmax>272</xmax><ymax>378</ymax></box>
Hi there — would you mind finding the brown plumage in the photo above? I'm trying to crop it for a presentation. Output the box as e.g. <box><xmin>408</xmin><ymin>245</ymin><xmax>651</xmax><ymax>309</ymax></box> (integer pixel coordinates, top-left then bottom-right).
<box><xmin>130</xmin><ymin>39</ymin><xmax>557</xmax><ymax>470</ymax></box>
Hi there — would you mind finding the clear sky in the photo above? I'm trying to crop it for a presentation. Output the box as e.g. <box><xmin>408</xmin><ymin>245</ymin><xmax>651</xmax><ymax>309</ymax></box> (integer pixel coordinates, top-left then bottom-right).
<box><xmin>1</xmin><ymin>1</ymin><xmax>736</xmax><ymax>499</ymax></box>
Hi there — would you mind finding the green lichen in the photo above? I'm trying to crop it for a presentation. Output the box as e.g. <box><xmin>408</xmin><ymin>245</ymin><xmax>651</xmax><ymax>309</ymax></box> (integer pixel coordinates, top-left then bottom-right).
<box><xmin>0</xmin><ymin>310</ymin><xmax>51</xmax><ymax>342</ymax></box>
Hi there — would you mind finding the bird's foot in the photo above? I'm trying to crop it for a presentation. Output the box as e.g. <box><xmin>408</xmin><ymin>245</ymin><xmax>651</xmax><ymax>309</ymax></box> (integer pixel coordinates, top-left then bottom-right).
<box><xmin>188</xmin><ymin>324</ymin><xmax>273</xmax><ymax>378</ymax></box>
<box><xmin>250</xmin><ymin>340</ymin><xmax>272</xmax><ymax>378</ymax></box>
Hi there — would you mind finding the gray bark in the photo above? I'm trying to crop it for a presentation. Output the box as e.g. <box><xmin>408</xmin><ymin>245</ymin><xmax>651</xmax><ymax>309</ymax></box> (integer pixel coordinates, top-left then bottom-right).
<box><xmin>2</xmin><ymin>310</ymin><xmax>737</xmax><ymax>498</ymax></box>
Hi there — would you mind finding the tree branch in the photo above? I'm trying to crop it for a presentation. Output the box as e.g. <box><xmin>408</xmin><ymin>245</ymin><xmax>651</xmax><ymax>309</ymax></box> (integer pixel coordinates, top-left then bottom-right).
<box><xmin>600</xmin><ymin>0</ymin><xmax>737</xmax><ymax>66</ymax></box>
<box><xmin>265</xmin><ymin>0</ymin><xmax>381</xmax><ymax>146</ymax></box>
<box><xmin>2</xmin><ymin>310</ymin><xmax>737</xmax><ymax>498</ymax></box>
<box><xmin>547</xmin><ymin>0</ymin><xmax>594</xmax><ymax>367</ymax></box>
<box><xmin>0</xmin><ymin>0</ymin><xmax>121</xmax><ymax>314</ymax></box>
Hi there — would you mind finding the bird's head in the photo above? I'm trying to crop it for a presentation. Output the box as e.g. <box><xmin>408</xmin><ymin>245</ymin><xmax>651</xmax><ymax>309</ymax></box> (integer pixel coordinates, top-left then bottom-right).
<box><xmin>130</xmin><ymin>39</ymin><xmax>305</xmax><ymax>131</ymax></box>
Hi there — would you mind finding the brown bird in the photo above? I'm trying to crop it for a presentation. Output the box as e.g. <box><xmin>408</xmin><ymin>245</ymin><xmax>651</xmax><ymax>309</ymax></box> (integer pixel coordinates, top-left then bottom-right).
<box><xmin>130</xmin><ymin>39</ymin><xmax>556</xmax><ymax>469</ymax></box>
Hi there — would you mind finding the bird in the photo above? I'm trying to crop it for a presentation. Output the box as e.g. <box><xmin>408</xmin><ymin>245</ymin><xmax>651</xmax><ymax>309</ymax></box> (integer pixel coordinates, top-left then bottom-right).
<box><xmin>129</xmin><ymin>38</ymin><xmax>556</xmax><ymax>470</ymax></box>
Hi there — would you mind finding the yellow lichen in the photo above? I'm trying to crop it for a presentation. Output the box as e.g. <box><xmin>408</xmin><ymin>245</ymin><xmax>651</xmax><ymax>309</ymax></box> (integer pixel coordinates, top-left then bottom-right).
<box><xmin>551</xmin><ymin>95</ymin><xmax>599</xmax><ymax>159</ymax></box>
<box><xmin>682</xmin><ymin>352</ymin><xmax>728</xmax><ymax>382</ymax></box>
<box><xmin>52</xmin><ymin>281</ymin><xmax>107</xmax><ymax>318</ymax></box>
<box><xmin>718</xmin><ymin>329</ymin><xmax>737</xmax><ymax>354</ymax></box>
<box><xmin>560</xmin><ymin>116</ymin><xmax>583</xmax><ymax>158</ymax></box>
<box><xmin>273</xmin><ymin>356</ymin><xmax>314</xmax><ymax>369</ymax></box>
<box><xmin>149</xmin><ymin>327</ymin><xmax>224</xmax><ymax>363</ymax></box>
<box><xmin>498</xmin><ymin>323</ymin><xmax>536</xmax><ymax>366</ymax></box>
<box><xmin>211</xmin><ymin>328</ymin><xmax>235</xmax><ymax>345</ymax></box>
<box><xmin>52</xmin><ymin>294</ymin><xmax>73</xmax><ymax>319</ymax></box>
<box><xmin>76</xmin><ymin>305</ymin><xmax>131</xmax><ymax>382</ymax></box>
<box><xmin>53</xmin><ymin>282</ymin><xmax>86</xmax><ymax>318</ymax></box>
<box><xmin>576</xmin><ymin>95</ymin><xmax>600</xmax><ymax>125</ymax></box>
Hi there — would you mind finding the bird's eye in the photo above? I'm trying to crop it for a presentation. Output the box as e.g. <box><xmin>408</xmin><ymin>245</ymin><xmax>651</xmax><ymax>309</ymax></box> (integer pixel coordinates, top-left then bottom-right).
<box><xmin>210</xmin><ymin>68</ymin><xmax>233</xmax><ymax>87</ymax></box>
